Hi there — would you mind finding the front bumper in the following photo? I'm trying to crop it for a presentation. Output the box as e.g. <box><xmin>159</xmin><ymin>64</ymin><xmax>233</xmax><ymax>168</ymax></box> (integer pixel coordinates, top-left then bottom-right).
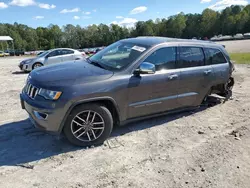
<box><xmin>20</xmin><ymin>93</ymin><xmax>66</xmax><ymax>134</ymax></box>
<box><xmin>19</xmin><ymin>63</ymin><xmax>32</xmax><ymax>71</ymax></box>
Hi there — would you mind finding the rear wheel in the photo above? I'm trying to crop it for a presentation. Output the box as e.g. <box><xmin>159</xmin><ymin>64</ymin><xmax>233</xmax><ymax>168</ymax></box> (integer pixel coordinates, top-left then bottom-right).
<box><xmin>32</xmin><ymin>62</ymin><xmax>43</xmax><ymax>70</ymax></box>
<box><xmin>63</xmin><ymin>104</ymin><xmax>113</xmax><ymax>147</ymax></box>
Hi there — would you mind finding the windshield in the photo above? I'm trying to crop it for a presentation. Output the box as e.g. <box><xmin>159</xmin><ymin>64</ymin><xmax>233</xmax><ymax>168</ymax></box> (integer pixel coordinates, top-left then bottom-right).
<box><xmin>89</xmin><ymin>41</ymin><xmax>149</xmax><ymax>71</ymax></box>
<box><xmin>38</xmin><ymin>50</ymin><xmax>51</xmax><ymax>57</ymax></box>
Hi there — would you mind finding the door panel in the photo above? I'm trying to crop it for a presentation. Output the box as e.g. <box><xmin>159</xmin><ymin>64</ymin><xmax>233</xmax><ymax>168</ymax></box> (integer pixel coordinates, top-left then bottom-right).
<box><xmin>62</xmin><ymin>54</ymin><xmax>74</xmax><ymax>62</ymax></box>
<box><xmin>151</xmin><ymin>70</ymin><xmax>180</xmax><ymax>110</ymax></box>
<box><xmin>177</xmin><ymin>65</ymin><xmax>213</xmax><ymax>107</ymax></box>
<box><xmin>127</xmin><ymin>46</ymin><xmax>179</xmax><ymax>119</ymax></box>
<box><xmin>61</xmin><ymin>49</ymin><xmax>75</xmax><ymax>62</ymax></box>
<box><xmin>177</xmin><ymin>46</ymin><xmax>214</xmax><ymax>107</ymax></box>
<box><xmin>45</xmin><ymin>50</ymin><xmax>62</xmax><ymax>65</ymax></box>
<box><xmin>128</xmin><ymin>71</ymin><xmax>180</xmax><ymax>118</ymax></box>
<box><xmin>127</xmin><ymin>74</ymin><xmax>154</xmax><ymax>118</ymax></box>
<box><xmin>47</xmin><ymin>56</ymin><xmax>62</xmax><ymax>64</ymax></box>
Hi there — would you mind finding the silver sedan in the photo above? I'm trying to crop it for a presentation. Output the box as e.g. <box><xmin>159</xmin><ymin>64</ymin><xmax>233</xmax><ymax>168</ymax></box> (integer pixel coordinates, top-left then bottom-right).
<box><xmin>19</xmin><ymin>48</ymin><xmax>86</xmax><ymax>72</ymax></box>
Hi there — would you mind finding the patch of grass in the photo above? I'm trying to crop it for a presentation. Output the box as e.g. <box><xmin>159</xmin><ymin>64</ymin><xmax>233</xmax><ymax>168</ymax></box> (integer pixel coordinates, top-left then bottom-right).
<box><xmin>229</xmin><ymin>53</ymin><xmax>250</xmax><ymax>64</ymax></box>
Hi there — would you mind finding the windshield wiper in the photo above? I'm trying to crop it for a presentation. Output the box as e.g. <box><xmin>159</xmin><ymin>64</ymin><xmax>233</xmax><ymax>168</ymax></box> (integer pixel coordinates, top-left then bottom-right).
<box><xmin>87</xmin><ymin>58</ymin><xmax>106</xmax><ymax>70</ymax></box>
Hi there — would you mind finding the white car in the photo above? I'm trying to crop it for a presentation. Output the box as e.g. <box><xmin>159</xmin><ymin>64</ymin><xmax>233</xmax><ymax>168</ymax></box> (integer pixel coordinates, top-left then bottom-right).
<box><xmin>0</xmin><ymin>51</ymin><xmax>10</xmax><ymax>57</ymax></box>
<box><xmin>19</xmin><ymin>48</ymin><xmax>85</xmax><ymax>72</ymax></box>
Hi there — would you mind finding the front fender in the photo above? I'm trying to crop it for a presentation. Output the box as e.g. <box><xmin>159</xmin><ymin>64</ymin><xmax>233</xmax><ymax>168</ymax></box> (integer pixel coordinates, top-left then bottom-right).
<box><xmin>58</xmin><ymin>96</ymin><xmax>121</xmax><ymax>133</ymax></box>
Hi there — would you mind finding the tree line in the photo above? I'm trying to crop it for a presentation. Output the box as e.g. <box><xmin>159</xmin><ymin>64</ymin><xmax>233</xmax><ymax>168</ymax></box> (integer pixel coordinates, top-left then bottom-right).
<box><xmin>0</xmin><ymin>5</ymin><xmax>250</xmax><ymax>51</ymax></box>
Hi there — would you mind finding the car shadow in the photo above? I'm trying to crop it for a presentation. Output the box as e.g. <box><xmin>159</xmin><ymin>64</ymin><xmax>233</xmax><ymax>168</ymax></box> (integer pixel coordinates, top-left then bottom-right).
<box><xmin>12</xmin><ymin>71</ymin><xmax>28</xmax><ymax>75</ymax></box>
<box><xmin>111</xmin><ymin>96</ymin><xmax>223</xmax><ymax>137</ymax></box>
<box><xmin>0</xmin><ymin>96</ymin><xmax>222</xmax><ymax>167</ymax></box>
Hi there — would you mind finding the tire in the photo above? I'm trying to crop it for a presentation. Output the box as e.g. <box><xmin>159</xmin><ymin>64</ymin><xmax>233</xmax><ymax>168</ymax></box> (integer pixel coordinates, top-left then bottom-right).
<box><xmin>63</xmin><ymin>104</ymin><xmax>113</xmax><ymax>147</ymax></box>
<box><xmin>32</xmin><ymin>62</ymin><xmax>43</xmax><ymax>70</ymax></box>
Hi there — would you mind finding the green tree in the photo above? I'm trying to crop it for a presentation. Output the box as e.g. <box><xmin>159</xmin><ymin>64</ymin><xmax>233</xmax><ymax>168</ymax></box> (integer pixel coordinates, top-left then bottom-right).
<box><xmin>166</xmin><ymin>13</ymin><xmax>186</xmax><ymax>37</ymax></box>
<box><xmin>2</xmin><ymin>5</ymin><xmax>250</xmax><ymax>51</ymax></box>
<box><xmin>200</xmin><ymin>9</ymin><xmax>218</xmax><ymax>38</ymax></box>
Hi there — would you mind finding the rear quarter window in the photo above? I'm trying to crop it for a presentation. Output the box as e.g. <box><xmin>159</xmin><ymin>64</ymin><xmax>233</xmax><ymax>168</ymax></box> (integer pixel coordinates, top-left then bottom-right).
<box><xmin>204</xmin><ymin>48</ymin><xmax>227</xmax><ymax>65</ymax></box>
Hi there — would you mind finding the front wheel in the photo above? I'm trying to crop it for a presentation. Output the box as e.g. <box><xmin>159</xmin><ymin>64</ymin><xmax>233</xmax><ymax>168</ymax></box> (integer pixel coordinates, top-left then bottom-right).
<box><xmin>63</xmin><ymin>104</ymin><xmax>113</xmax><ymax>147</ymax></box>
<box><xmin>32</xmin><ymin>62</ymin><xmax>43</xmax><ymax>70</ymax></box>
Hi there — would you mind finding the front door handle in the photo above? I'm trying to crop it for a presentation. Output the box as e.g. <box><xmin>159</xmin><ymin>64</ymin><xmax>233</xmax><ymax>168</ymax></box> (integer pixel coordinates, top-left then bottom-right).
<box><xmin>168</xmin><ymin>74</ymin><xmax>178</xmax><ymax>80</ymax></box>
<box><xmin>204</xmin><ymin>70</ymin><xmax>212</xmax><ymax>75</ymax></box>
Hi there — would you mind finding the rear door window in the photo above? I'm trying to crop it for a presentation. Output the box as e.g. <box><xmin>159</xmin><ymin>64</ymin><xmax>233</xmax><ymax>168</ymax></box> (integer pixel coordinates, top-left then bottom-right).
<box><xmin>48</xmin><ymin>50</ymin><xmax>61</xmax><ymax>57</ymax></box>
<box><xmin>204</xmin><ymin>48</ymin><xmax>227</xmax><ymax>65</ymax></box>
<box><xmin>178</xmin><ymin>47</ymin><xmax>205</xmax><ymax>68</ymax></box>
<box><xmin>144</xmin><ymin>47</ymin><xmax>177</xmax><ymax>71</ymax></box>
<box><xmin>61</xmin><ymin>49</ymin><xmax>74</xmax><ymax>55</ymax></box>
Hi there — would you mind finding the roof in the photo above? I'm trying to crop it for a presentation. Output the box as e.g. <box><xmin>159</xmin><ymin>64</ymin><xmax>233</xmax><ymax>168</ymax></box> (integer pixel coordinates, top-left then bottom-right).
<box><xmin>0</xmin><ymin>36</ymin><xmax>13</xmax><ymax>41</ymax></box>
<box><xmin>50</xmin><ymin>48</ymin><xmax>78</xmax><ymax>51</ymax></box>
<box><xmin>121</xmin><ymin>36</ymin><xmax>216</xmax><ymax>47</ymax></box>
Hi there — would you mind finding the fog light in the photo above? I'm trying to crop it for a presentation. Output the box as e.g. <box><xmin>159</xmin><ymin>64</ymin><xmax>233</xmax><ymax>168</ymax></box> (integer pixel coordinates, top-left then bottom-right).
<box><xmin>34</xmin><ymin>111</ymin><xmax>48</xmax><ymax>120</ymax></box>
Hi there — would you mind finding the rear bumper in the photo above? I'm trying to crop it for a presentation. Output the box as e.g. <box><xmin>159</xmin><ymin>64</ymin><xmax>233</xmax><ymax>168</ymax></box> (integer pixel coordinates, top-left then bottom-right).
<box><xmin>20</xmin><ymin>93</ymin><xmax>65</xmax><ymax>134</ymax></box>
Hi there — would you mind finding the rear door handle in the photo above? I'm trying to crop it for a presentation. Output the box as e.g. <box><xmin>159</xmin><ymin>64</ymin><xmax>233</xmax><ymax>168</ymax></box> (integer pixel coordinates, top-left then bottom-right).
<box><xmin>204</xmin><ymin>70</ymin><xmax>212</xmax><ymax>75</ymax></box>
<box><xmin>168</xmin><ymin>74</ymin><xmax>178</xmax><ymax>80</ymax></box>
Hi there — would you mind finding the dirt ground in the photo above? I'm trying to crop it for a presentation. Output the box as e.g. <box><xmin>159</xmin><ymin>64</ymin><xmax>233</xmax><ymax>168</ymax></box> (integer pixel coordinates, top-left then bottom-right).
<box><xmin>216</xmin><ymin>39</ymin><xmax>250</xmax><ymax>53</ymax></box>
<box><xmin>0</xmin><ymin>57</ymin><xmax>250</xmax><ymax>188</ymax></box>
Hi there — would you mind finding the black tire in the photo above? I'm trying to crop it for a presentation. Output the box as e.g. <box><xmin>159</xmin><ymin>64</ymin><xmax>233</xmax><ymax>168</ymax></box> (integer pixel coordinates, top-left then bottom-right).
<box><xmin>63</xmin><ymin>104</ymin><xmax>113</xmax><ymax>147</ymax></box>
<box><xmin>32</xmin><ymin>62</ymin><xmax>43</xmax><ymax>70</ymax></box>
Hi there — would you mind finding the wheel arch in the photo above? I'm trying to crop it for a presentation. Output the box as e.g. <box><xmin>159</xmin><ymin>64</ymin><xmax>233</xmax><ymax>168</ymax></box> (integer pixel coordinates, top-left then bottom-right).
<box><xmin>32</xmin><ymin>62</ymin><xmax>44</xmax><ymax>69</ymax></box>
<box><xmin>59</xmin><ymin>97</ymin><xmax>121</xmax><ymax>133</ymax></box>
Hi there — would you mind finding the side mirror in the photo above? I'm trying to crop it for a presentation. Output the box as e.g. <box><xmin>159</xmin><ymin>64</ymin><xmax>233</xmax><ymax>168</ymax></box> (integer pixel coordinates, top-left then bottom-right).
<box><xmin>134</xmin><ymin>62</ymin><xmax>156</xmax><ymax>75</ymax></box>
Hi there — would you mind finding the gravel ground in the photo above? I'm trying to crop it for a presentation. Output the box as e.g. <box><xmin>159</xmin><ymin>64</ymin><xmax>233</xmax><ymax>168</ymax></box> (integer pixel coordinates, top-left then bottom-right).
<box><xmin>0</xmin><ymin>57</ymin><xmax>250</xmax><ymax>188</ymax></box>
<box><xmin>216</xmin><ymin>39</ymin><xmax>250</xmax><ymax>53</ymax></box>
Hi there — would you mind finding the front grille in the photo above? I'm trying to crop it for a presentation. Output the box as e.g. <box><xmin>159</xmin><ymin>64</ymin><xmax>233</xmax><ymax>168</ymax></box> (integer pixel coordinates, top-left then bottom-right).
<box><xmin>26</xmin><ymin>83</ymin><xmax>39</xmax><ymax>99</ymax></box>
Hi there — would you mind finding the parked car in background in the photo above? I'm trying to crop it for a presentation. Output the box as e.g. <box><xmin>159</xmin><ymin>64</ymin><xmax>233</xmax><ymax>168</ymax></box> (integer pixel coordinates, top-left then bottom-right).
<box><xmin>87</xmin><ymin>48</ymin><xmax>96</xmax><ymax>55</ymax></box>
<box><xmin>83</xmin><ymin>48</ymin><xmax>90</xmax><ymax>55</ymax></box>
<box><xmin>20</xmin><ymin>37</ymin><xmax>234</xmax><ymax>146</ymax></box>
<box><xmin>5</xmin><ymin>49</ymin><xmax>25</xmax><ymax>56</ymax></box>
<box><xmin>95</xmin><ymin>47</ymin><xmax>105</xmax><ymax>53</ymax></box>
<box><xmin>19</xmin><ymin>48</ymin><xmax>84</xmax><ymax>72</ymax></box>
<box><xmin>36</xmin><ymin>51</ymin><xmax>45</xmax><ymax>56</ymax></box>
<box><xmin>77</xmin><ymin>49</ymin><xmax>88</xmax><ymax>57</ymax></box>
<box><xmin>233</xmin><ymin>33</ymin><xmax>244</xmax><ymax>39</ymax></box>
<box><xmin>0</xmin><ymin>51</ymin><xmax>10</xmax><ymax>57</ymax></box>
<box><xmin>243</xmin><ymin>33</ymin><xmax>250</xmax><ymax>39</ymax></box>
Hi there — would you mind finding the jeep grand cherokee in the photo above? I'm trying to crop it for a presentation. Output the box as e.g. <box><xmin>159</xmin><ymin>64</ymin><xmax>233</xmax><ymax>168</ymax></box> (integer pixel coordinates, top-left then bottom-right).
<box><xmin>20</xmin><ymin>37</ymin><xmax>234</xmax><ymax>146</ymax></box>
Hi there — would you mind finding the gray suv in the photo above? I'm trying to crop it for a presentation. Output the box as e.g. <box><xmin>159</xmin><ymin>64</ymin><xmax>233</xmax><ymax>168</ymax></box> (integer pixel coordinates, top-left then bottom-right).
<box><xmin>19</xmin><ymin>48</ymin><xmax>84</xmax><ymax>72</ymax></box>
<box><xmin>20</xmin><ymin>37</ymin><xmax>234</xmax><ymax>146</ymax></box>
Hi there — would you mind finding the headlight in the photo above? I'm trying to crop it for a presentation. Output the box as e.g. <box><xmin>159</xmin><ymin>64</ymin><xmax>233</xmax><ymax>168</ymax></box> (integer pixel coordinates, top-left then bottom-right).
<box><xmin>38</xmin><ymin>88</ymin><xmax>62</xmax><ymax>100</ymax></box>
<box><xmin>21</xmin><ymin>60</ymin><xmax>31</xmax><ymax>64</ymax></box>
<box><xmin>25</xmin><ymin>60</ymin><xmax>32</xmax><ymax>64</ymax></box>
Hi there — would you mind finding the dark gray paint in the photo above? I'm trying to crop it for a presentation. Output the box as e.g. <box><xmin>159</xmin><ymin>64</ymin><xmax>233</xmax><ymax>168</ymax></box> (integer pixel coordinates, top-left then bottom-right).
<box><xmin>20</xmin><ymin>37</ymin><xmax>234</xmax><ymax>134</ymax></box>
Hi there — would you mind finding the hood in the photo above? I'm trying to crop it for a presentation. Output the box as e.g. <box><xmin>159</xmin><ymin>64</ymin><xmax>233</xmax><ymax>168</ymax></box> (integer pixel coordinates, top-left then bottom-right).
<box><xmin>30</xmin><ymin>60</ymin><xmax>114</xmax><ymax>86</ymax></box>
<box><xmin>21</xmin><ymin>58</ymin><xmax>36</xmax><ymax>64</ymax></box>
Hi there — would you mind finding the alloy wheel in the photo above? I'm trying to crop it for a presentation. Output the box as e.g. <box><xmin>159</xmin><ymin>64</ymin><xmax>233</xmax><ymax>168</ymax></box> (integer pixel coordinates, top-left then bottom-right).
<box><xmin>34</xmin><ymin>64</ymin><xmax>42</xmax><ymax>69</ymax></box>
<box><xmin>71</xmin><ymin>110</ymin><xmax>105</xmax><ymax>142</ymax></box>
